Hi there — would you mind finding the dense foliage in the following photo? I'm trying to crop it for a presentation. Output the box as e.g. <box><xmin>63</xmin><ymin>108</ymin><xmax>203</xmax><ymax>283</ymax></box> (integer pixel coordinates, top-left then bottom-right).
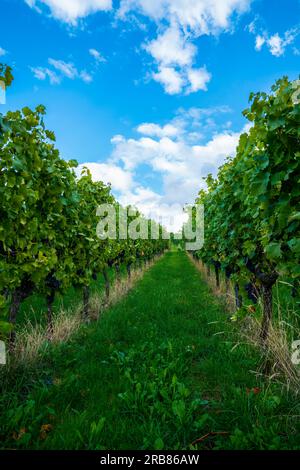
<box><xmin>0</xmin><ymin>66</ymin><xmax>168</xmax><ymax>340</ymax></box>
<box><xmin>193</xmin><ymin>77</ymin><xmax>300</xmax><ymax>340</ymax></box>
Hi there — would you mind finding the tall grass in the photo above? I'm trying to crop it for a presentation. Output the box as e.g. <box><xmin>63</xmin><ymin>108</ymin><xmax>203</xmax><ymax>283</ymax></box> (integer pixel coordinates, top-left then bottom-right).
<box><xmin>6</xmin><ymin>257</ymin><xmax>161</xmax><ymax>367</ymax></box>
<box><xmin>187</xmin><ymin>253</ymin><xmax>300</xmax><ymax>392</ymax></box>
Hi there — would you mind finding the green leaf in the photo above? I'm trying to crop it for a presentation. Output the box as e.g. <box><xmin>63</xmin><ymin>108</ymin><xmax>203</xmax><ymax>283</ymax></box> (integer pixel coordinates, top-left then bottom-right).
<box><xmin>288</xmin><ymin>212</ymin><xmax>300</xmax><ymax>223</ymax></box>
<box><xmin>0</xmin><ymin>321</ymin><xmax>13</xmax><ymax>337</ymax></box>
<box><xmin>268</xmin><ymin>117</ymin><xmax>286</xmax><ymax>130</ymax></box>
<box><xmin>154</xmin><ymin>438</ymin><xmax>164</xmax><ymax>450</ymax></box>
<box><xmin>172</xmin><ymin>400</ymin><xmax>185</xmax><ymax>420</ymax></box>
<box><xmin>287</xmin><ymin>238</ymin><xmax>300</xmax><ymax>254</ymax></box>
<box><xmin>251</xmin><ymin>172</ymin><xmax>270</xmax><ymax>196</ymax></box>
<box><xmin>265</xmin><ymin>242</ymin><xmax>282</xmax><ymax>259</ymax></box>
<box><xmin>45</xmin><ymin>130</ymin><xmax>56</xmax><ymax>141</ymax></box>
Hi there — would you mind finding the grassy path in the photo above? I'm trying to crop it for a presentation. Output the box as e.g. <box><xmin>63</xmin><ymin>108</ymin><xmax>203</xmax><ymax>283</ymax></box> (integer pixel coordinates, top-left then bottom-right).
<box><xmin>1</xmin><ymin>251</ymin><xmax>299</xmax><ymax>450</ymax></box>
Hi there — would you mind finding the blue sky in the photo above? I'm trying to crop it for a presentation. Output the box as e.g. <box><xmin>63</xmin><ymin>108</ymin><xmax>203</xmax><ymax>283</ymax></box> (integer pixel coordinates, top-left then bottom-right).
<box><xmin>0</xmin><ymin>0</ymin><xmax>299</xmax><ymax>229</ymax></box>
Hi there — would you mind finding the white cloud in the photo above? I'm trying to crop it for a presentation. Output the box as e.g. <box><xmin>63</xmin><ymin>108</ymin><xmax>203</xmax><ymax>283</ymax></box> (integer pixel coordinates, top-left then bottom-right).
<box><xmin>119</xmin><ymin>0</ymin><xmax>251</xmax><ymax>33</ymax></box>
<box><xmin>152</xmin><ymin>66</ymin><xmax>185</xmax><ymax>95</ymax></box>
<box><xmin>68</xmin><ymin>106</ymin><xmax>237</xmax><ymax>229</ymax></box>
<box><xmin>177</xmin><ymin>105</ymin><xmax>232</xmax><ymax>120</ymax></box>
<box><xmin>119</xmin><ymin>187</ymin><xmax>188</xmax><ymax>232</ymax></box>
<box><xmin>144</xmin><ymin>24</ymin><xmax>211</xmax><ymax>94</ymax></box>
<box><xmin>76</xmin><ymin>162</ymin><xmax>133</xmax><ymax>192</ymax></box>
<box><xmin>25</xmin><ymin>0</ymin><xmax>112</xmax><ymax>24</ymax></box>
<box><xmin>137</xmin><ymin>122</ymin><xmax>180</xmax><ymax>138</ymax></box>
<box><xmin>151</xmin><ymin>63</ymin><xmax>212</xmax><ymax>96</ymax></box>
<box><xmin>186</xmin><ymin>67</ymin><xmax>211</xmax><ymax>93</ymax></box>
<box><xmin>31</xmin><ymin>58</ymin><xmax>94</xmax><ymax>84</ymax></box>
<box><xmin>48</xmin><ymin>58</ymin><xmax>77</xmax><ymax>79</ymax></box>
<box><xmin>144</xmin><ymin>25</ymin><xmax>196</xmax><ymax>68</ymax></box>
<box><xmin>0</xmin><ymin>47</ymin><xmax>7</xmax><ymax>57</ymax></box>
<box><xmin>111</xmin><ymin>128</ymin><xmax>241</xmax><ymax>190</ymax></box>
<box><xmin>30</xmin><ymin>66</ymin><xmax>61</xmax><ymax>84</ymax></box>
<box><xmin>25</xmin><ymin>0</ymin><xmax>251</xmax><ymax>30</ymax></box>
<box><xmin>267</xmin><ymin>33</ymin><xmax>285</xmax><ymax>57</ymax></box>
<box><xmin>119</xmin><ymin>186</ymin><xmax>161</xmax><ymax>211</ymax></box>
<box><xmin>293</xmin><ymin>47</ymin><xmax>300</xmax><ymax>56</ymax></box>
<box><xmin>247</xmin><ymin>19</ymin><xmax>256</xmax><ymax>34</ymax></box>
<box><xmin>24</xmin><ymin>0</ymin><xmax>253</xmax><ymax>95</ymax></box>
<box><xmin>110</xmin><ymin>112</ymin><xmax>244</xmax><ymax>205</ymax></box>
<box><xmin>89</xmin><ymin>48</ymin><xmax>106</xmax><ymax>63</ymax></box>
<box><xmin>252</xmin><ymin>26</ymin><xmax>300</xmax><ymax>57</ymax></box>
<box><xmin>108</xmin><ymin>122</ymin><xmax>244</xmax><ymax>229</ymax></box>
<box><xmin>255</xmin><ymin>34</ymin><xmax>265</xmax><ymax>51</ymax></box>
<box><xmin>80</xmin><ymin>70</ymin><xmax>93</xmax><ymax>83</ymax></box>
<box><xmin>137</xmin><ymin>105</ymin><xmax>232</xmax><ymax>141</ymax></box>
<box><xmin>79</xmin><ymin>106</ymin><xmax>244</xmax><ymax>231</ymax></box>
<box><xmin>130</xmin><ymin>0</ymin><xmax>251</xmax><ymax>95</ymax></box>
<box><xmin>77</xmin><ymin>156</ymin><xmax>188</xmax><ymax>230</ymax></box>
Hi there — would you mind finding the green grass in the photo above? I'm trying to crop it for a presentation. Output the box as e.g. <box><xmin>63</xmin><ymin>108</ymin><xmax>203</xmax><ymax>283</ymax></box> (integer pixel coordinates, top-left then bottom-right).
<box><xmin>1</xmin><ymin>251</ymin><xmax>300</xmax><ymax>450</ymax></box>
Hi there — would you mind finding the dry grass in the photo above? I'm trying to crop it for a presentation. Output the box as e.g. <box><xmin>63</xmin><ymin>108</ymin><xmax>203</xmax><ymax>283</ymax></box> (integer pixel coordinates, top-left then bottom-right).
<box><xmin>187</xmin><ymin>253</ymin><xmax>236</xmax><ymax>313</ymax></box>
<box><xmin>242</xmin><ymin>315</ymin><xmax>300</xmax><ymax>391</ymax></box>
<box><xmin>241</xmin><ymin>282</ymin><xmax>300</xmax><ymax>392</ymax></box>
<box><xmin>13</xmin><ymin>306</ymin><xmax>82</xmax><ymax>364</ymax></box>
<box><xmin>13</xmin><ymin>321</ymin><xmax>46</xmax><ymax>364</ymax></box>
<box><xmin>187</xmin><ymin>253</ymin><xmax>300</xmax><ymax>392</ymax></box>
<box><xmin>51</xmin><ymin>306</ymin><xmax>82</xmax><ymax>344</ymax></box>
<box><xmin>10</xmin><ymin>257</ymin><xmax>162</xmax><ymax>365</ymax></box>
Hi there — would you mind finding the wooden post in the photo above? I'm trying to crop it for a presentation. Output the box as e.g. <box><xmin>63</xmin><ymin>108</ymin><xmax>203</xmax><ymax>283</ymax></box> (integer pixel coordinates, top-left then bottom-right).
<box><xmin>83</xmin><ymin>286</ymin><xmax>90</xmax><ymax>320</ymax></box>
<box><xmin>103</xmin><ymin>269</ymin><xmax>110</xmax><ymax>301</ymax></box>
